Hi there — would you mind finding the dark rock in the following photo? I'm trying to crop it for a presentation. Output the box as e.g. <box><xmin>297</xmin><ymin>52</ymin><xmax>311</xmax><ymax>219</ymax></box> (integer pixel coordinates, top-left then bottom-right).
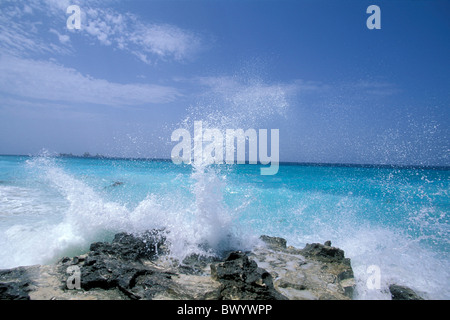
<box><xmin>259</xmin><ymin>235</ymin><xmax>287</xmax><ymax>250</ymax></box>
<box><xmin>337</xmin><ymin>269</ymin><xmax>354</xmax><ymax>281</ymax></box>
<box><xmin>0</xmin><ymin>231</ymin><xmax>357</xmax><ymax>300</ymax></box>
<box><xmin>72</xmin><ymin>256</ymin><xmax>84</xmax><ymax>264</ymax></box>
<box><xmin>211</xmin><ymin>251</ymin><xmax>287</xmax><ymax>300</ymax></box>
<box><xmin>0</xmin><ymin>266</ymin><xmax>37</xmax><ymax>300</ymax></box>
<box><xmin>180</xmin><ymin>254</ymin><xmax>222</xmax><ymax>275</ymax></box>
<box><xmin>89</xmin><ymin>230</ymin><xmax>166</xmax><ymax>262</ymax></box>
<box><xmin>211</xmin><ymin>251</ymin><xmax>256</xmax><ymax>282</ymax></box>
<box><xmin>59</xmin><ymin>257</ymin><xmax>71</xmax><ymax>264</ymax></box>
<box><xmin>80</xmin><ymin>231</ymin><xmax>167</xmax><ymax>294</ymax></box>
<box><xmin>81</xmin><ymin>256</ymin><xmax>142</xmax><ymax>291</ymax></box>
<box><xmin>129</xmin><ymin>271</ymin><xmax>180</xmax><ymax>300</ymax></box>
<box><xmin>389</xmin><ymin>284</ymin><xmax>424</xmax><ymax>300</ymax></box>
<box><xmin>70</xmin><ymin>231</ymin><xmax>191</xmax><ymax>300</ymax></box>
<box><xmin>79</xmin><ymin>244</ymin><xmax>184</xmax><ymax>300</ymax></box>
<box><xmin>301</xmin><ymin>243</ymin><xmax>350</xmax><ymax>265</ymax></box>
<box><xmin>0</xmin><ymin>281</ymin><xmax>31</xmax><ymax>300</ymax></box>
<box><xmin>324</xmin><ymin>240</ymin><xmax>332</xmax><ymax>246</ymax></box>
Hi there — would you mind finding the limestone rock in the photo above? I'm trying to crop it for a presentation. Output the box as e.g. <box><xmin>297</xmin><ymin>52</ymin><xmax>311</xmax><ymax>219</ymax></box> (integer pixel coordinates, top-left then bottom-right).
<box><xmin>0</xmin><ymin>231</ymin><xmax>358</xmax><ymax>300</ymax></box>
<box><xmin>252</xmin><ymin>236</ymin><xmax>355</xmax><ymax>300</ymax></box>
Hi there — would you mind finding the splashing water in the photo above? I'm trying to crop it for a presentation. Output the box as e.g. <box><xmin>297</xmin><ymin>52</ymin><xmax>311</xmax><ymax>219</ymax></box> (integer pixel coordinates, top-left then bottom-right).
<box><xmin>0</xmin><ymin>154</ymin><xmax>448</xmax><ymax>299</ymax></box>
<box><xmin>0</xmin><ymin>73</ymin><xmax>448</xmax><ymax>299</ymax></box>
<box><xmin>167</xmin><ymin>73</ymin><xmax>296</xmax><ymax>255</ymax></box>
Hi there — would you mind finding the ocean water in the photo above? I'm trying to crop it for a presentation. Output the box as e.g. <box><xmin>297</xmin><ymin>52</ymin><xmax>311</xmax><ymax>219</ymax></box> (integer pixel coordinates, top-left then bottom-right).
<box><xmin>0</xmin><ymin>154</ymin><xmax>448</xmax><ymax>299</ymax></box>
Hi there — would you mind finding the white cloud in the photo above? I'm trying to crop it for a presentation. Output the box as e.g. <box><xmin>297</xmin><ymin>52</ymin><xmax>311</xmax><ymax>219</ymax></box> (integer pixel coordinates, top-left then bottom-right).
<box><xmin>0</xmin><ymin>1</ymin><xmax>71</xmax><ymax>56</ymax></box>
<box><xmin>132</xmin><ymin>23</ymin><xmax>202</xmax><ymax>62</ymax></box>
<box><xmin>0</xmin><ymin>0</ymin><xmax>203</xmax><ymax>64</ymax></box>
<box><xmin>0</xmin><ymin>55</ymin><xmax>182</xmax><ymax>107</ymax></box>
<box><xmin>44</xmin><ymin>0</ymin><xmax>203</xmax><ymax>63</ymax></box>
<box><xmin>80</xmin><ymin>8</ymin><xmax>203</xmax><ymax>63</ymax></box>
<box><xmin>0</xmin><ymin>1</ymin><xmax>197</xmax><ymax>108</ymax></box>
<box><xmin>49</xmin><ymin>28</ymin><xmax>70</xmax><ymax>44</ymax></box>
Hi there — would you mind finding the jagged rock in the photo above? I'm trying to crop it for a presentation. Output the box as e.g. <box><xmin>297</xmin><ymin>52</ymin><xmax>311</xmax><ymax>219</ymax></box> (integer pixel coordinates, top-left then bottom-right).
<box><xmin>180</xmin><ymin>254</ymin><xmax>222</xmax><ymax>275</ymax></box>
<box><xmin>0</xmin><ymin>266</ymin><xmax>38</xmax><ymax>300</ymax></box>
<box><xmin>254</xmin><ymin>236</ymin><xmax>355</xmax><ymax>300</ymax></box>
<box><xmin>259</xmin><ymin>235</ymin><xmax>287</xmax><ymax>250</ymax></box>
<box><xmin>72</xmin><ymin>231</ymin><xmax>179</xmax><ymax>299</ymax></box>
<box><xmin>389</xmin><ymin>284</ymin><xmax>424</xmax><ymax>300</ymax></box>
<box><xmin>211</xmin><ymin>251</ymin><xmax>287</xmax><ymax>300</ymax></box>
<box><xmin>0</xmin><ymin>231</ymin><xmax>358</xmax><ymax>300</ymax></box>
<box><xmin>88</xmin><ymin>230</ymin><xmax>166</xmax><ymax>262</ymax></box>
<box><xmin>301</xmin><ymin>242</ymin><xmax>349</xmax><ymax>265</ymax></box>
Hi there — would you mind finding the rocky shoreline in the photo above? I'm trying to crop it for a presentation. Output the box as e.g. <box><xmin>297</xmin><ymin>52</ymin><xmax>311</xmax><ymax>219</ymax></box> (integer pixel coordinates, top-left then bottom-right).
<box><xmin>0</xmin><ymin>231</ymin><xmax>423</xmax><ymax>300</ymax></box>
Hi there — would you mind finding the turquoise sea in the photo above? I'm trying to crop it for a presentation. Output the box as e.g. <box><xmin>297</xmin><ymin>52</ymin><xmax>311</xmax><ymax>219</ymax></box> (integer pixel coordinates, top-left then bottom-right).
<box><xmin>0</xmin><ymin>154</ymin><xmax>448</xmax><ymax>299</ymax></box>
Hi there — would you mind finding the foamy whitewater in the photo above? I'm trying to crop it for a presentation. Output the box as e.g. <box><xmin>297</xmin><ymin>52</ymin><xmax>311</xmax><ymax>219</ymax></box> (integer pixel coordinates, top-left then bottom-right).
<box><xmin>0</xmin><ymin>73</ymin><xmax>448</xmax><ymax>299</ymax></box>
<box><xmin>0</xmin><ymin>154</ymin><xmax>448</xmax><ymax>299</ymax></box>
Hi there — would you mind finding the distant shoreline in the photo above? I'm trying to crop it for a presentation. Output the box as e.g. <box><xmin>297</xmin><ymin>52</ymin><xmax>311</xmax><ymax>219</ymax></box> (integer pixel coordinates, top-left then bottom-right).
<box><xmin>1</xmin><ymin>154</ymin><xmax>448</xmax><ymax>171</ymax></box>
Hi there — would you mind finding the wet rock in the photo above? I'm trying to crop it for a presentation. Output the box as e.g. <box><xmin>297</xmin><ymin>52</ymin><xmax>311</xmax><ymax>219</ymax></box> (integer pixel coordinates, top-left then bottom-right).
<box><xmin>211</xmin><ymin>251</ymin><xmax>287</xmax><ymax>300</ymax></box>
<box><xmin>89</xmin><ymin>230</ymin><xmax>166</xmax><ymax>262</ymax></box>
<box><xmin>389</xmin><ymin>284</ymin><xmax>424</xmax><ymax>300</ymax></box>
<box><xmin>66</xmin><ymin>231</ymin><xmax>221</xmax><ymax>300</ymax></box>
<box><xmin>0</xmin><ymin>267</ymin><xmax>38</xmax><ymax>300</ymax></box>
<box><xmin>251</xmin><ymin>237</ymin><xmax>355</xmax><ymax>300</ymax></box>
<box><xmin>301</xmin><ymin>242</ymin><xmax>349</xmax><ymax>265</ymax></box>
<box><xmin>259</xmin><ymin>235</ymin><xmax>287</xmax><ymax>250</ymax></box>
<box><xmin>0</xmin><ymin>231</ymin><xmax>358</xmax><ymax>300</ymax></box>
<box><xmin>77</xmin><ymin>231</ymin><xmax>172</xmax><ymax>298</ymax></box>
<box><xmin>81</xmin><ymin>255</ymin><xmax>145</xmax><ymax>292</ymax></box>
<box><xmin>180</xmin><ymin>254</ymin><xmax>222</xmax><ymax>275</ymax></box>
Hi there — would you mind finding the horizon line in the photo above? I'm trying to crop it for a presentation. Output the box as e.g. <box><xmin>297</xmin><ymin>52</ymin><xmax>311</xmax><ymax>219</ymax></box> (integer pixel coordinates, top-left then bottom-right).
<box><xmin>0</xmin><ymin>153</ymin><xmax>448</xmax><ymax>170</ymax></box>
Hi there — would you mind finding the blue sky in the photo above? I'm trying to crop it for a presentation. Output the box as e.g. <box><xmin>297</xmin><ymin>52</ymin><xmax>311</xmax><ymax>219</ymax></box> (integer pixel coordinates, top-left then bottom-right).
<box><xmin>0</xmin><ymin>0</ymin><xmax>449</xmax><ymax>165</ymax></box>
